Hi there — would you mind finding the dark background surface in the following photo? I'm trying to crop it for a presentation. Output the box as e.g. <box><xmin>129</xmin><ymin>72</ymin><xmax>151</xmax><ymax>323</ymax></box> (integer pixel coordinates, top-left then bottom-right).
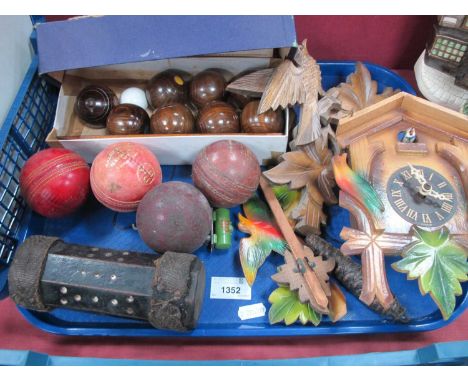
<box><xmin>1</xmin><ymin>15</ymin><xmax>466</xmax><ymax>363</ymax></box>
<box><xmin>294</xmin><ymin>15</ymin><xmax>436</xmax><ymax>69</ymax></box>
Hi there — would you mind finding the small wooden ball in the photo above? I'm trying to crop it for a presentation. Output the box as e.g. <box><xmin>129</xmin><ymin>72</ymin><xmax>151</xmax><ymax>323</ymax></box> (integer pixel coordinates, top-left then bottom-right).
<box><xmin>190</xmin><ymin>70</ymin><xmax>226</xmax><ymax>107</ymax></box>
<box><xmin>106</xmin><ymin>104</ymin><xmax>149</xmax><ymax>135</ymax></box>
<box><xmin>74</xmin><ymin>85</ymin><xmax>118</xmax><ymax>128</ymax></box>
<box><xmin>184</xmin><ymin>100</ymin><xmax>199</xmax><ymax>119</ymax></box>
<box><xmin>226</xmin><ymin>92</ymin><xmax>252</xmax><ymax>112</ymax></box>
<box><xmin>146</xmin><ymin>70</ymin><xmax>189</xmax><ymax>109</ymax></box>
<box><xmin>241</xmin><ymin>100</ymin><xmax>284</xmax><ymax>133</ymax></box>
<box><xmin>197</xmin><ymin>101</ymin><xmax>240</xmax><ymax>134</ymax></box>
<box><xmin>150</xmin><ymin>103</ymin><xmax>195</xmax><ymax>134</ymax></box>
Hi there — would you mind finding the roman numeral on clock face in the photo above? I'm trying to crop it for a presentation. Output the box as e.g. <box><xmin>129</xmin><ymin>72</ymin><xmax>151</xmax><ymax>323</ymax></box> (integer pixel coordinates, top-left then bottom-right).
<box><xmin>406</xmin><ymin>208</ymin><xmax>418</xmax><ymax>221</ymax></box>
<box><xmin>391</xmin><ymin>189</ymin><xmax>402</xmax><ymax>198</ymax></box>
<box><xmin>394</xmin><ymin>198</ymin><xmax>408</xmax><ymax>213</ymax></box>
<box><xmin>422</xmin><ymin>214</ymin><xmax>432</xmax><ymax>224</ymax></box>
<box><xmin>442</xmin><ymin>193</ymin><xmax>454</xmax><ymax>201</ymax></box>
<box><xmin>401</xmin><ymin>170</ymin><xmax>412</xmax><ymax>181</ymax></box>
<box><xmin>441</xmin><ymin>202</ymin><xmax>453</xmax><ymax>214</ymax></box>
<box><xmin>435</xmin><ymin>211</ymin><xmax>445</xmax><ymax>221</ymax></box>
<box><xmin>393</xmin><ymin>178</ymin><xmax>404</xmax><ymax>187</ymax></box>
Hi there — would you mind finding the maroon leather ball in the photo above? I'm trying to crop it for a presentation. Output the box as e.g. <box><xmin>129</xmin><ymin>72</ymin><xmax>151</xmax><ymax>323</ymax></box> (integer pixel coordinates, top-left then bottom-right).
<box><xmin>150</xmin><ymin>103</ymin><xmax>195</xmax><ymax>134</ymax></box>
<box><xmin>241</xmin><ymin>100</ymin><xmax>284</xmax><ymax>133</ymax></box>
<box><xmin>192</xmin><ymin>140</ymin><xmax>261</xmax><ymax>208</ymax></box>
<box><xmin>146</xmin><ymin>70</ymin><xmax>189</xmax><ymax>109</ymax></box>
<box><xmin>136</xmin><ymin>181</ymin><xmax>212</xmax><ymax>253</ymax></box>
<box><xmin>190</xmin><ymin>70</ymin><xmax>226</xmax><ymax>107</ymax></box>
<box><xmin>197</xmin><ymin>101</ymin><xmax>240</xmax><ymax>134</ymax></box>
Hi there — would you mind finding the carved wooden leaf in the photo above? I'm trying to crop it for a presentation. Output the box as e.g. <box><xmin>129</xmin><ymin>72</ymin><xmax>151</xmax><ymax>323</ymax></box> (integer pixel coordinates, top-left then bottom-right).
<box><xmin>264</xmin><ymin>141</ymin><xmax>337</xmax><ymax>235</ymax></box>
<box><xmin>289</xmin><ymin>184</ymin><xmax>325</xmax><ymax>236</ymax></box>
<box><xmin>272</xmin><ymin>248</ymin><xmax>334</xmax><ymax>301</ymax></box>
<box><xmin>303</xmin><ymin>246</ymin><xmax>334</xmax><ymax>296</ymax></box>
<box><xmin>263</xmin><ymin>151</ymin><xmax>322</xmax><ymax>190</ymax></box>
<box><xmin>336</xmin><ymin>62</ymin><xmax>399</xmax><ymax>112</ymax></box>
<box><xmin>318</xmin><ymin>166</ymin><xmax>338</xmax><ymax>204</ymax></box>
<box><xmin>272</xmin><ymin>247</ymin><xmax>346</xmax><ymax>321</ymax></box>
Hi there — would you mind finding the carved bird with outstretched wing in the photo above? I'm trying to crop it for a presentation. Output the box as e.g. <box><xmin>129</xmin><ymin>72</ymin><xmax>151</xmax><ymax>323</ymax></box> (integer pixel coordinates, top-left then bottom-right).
<box><xmin>238</xmin><ymin>196</ymin><xmax>287</xmax><ymax>286</ymax></box>
<box><xmin>227</xmin><ymin>40</ymin><xmax>324</xmax><ymax>147</ymax></box>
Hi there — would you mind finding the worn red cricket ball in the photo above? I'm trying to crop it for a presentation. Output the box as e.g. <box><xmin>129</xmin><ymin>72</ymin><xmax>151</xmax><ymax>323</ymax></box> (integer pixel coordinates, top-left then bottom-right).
<box><xmin>90</xmin><ymin>142</ymin><xmax>162</xmax><ymax>212</ymax></box>
<box><xmin>136</xmin><ymin>181</ymin><xmax>212</xmax><ymax>254</ymax></box>
<box><xmin>20</xmin><ymin>148</ymin><xmax>90</xmax><ymax>218</ymax></box>
<box><xmin>192</xmin><ymin>140</ymin><xmax>261</xmax><ymax>208</ymax></box>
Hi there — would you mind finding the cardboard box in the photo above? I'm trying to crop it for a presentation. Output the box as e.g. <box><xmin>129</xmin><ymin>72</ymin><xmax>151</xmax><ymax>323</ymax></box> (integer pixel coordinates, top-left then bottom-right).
<box><xmin>37</xmin><ymin>16</ymin><xmax>297</xmax><ymax>164</ymax></box>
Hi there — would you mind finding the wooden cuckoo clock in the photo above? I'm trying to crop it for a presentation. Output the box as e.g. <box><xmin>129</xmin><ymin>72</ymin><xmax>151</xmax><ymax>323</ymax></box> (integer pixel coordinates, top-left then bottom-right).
<box><xmin>334</xmin><ymin>92</ymin><xmax>468</xmax><ymax>319</ymax></box>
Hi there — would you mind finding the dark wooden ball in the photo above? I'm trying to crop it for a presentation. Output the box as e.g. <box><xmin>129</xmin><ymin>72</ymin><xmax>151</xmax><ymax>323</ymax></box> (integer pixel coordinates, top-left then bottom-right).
<box><xmin>226</xmin><ymin>92</ymin><xmax>252</xmax><ymax>112</ymax></box>
<box><xmin>106</xmin><ymin>104</ymin><xmax>150</xmax><ymax>135</ymax></box>
<box><xmin>146</xmin><ymin>70</ymin><xmax>189</xmax><ymax>109</ymax></box>
<box><xmin>74</xmin><ymin>85</ymin><xmax>118</xmax><ymax>128</ymax></box>
<box><xmin>190</xmin><ymin>70</ymin><xmax>226</xmax><ymax>107</ymax></box>
<box><xmin>150</xmin><ymin>103</ymin><xmax>195</xmax><ymax>134</ymax></box>
<box><xmin>241</xmin><ymin>100</ymin><xmax>284</xmax><ymax>133</ymax></box>
<box><xmin>184</xmin><ymin>100</ymin><xmax>199</xmax><ymax>119</ymax></box>
<box><xmin>197</xmin><ymin>101</ymin><xmax>240</xmax><ymax>134</ymax></box>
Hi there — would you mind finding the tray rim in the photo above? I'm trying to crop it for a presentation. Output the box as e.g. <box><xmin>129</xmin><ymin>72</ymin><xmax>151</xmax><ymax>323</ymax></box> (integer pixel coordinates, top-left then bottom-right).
<box><xmin>17</xmin><ymin>289</ymin><xmax>468</xmax><ymax>337</ymax></box>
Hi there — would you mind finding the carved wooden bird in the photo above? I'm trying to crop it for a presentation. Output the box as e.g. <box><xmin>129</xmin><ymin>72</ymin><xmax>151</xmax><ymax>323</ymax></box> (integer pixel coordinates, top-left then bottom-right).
<box><xmin>238</xmin><ymin>196</ymin><xmax>287</xmax><ymax>286</ymax></box>
<box><xmin>227</xmin><ymin>40</ymin><xmax>324</xmax><ymax>147</ymax></box>
<box><xmin>332</xmin><ymin>153</ymin><xmax>385</xmax><ymax>217</ymax></box>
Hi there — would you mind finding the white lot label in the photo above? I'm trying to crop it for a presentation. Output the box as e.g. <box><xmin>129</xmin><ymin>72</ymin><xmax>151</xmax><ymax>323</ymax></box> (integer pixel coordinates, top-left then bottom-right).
<box><xmin>238</xmin><ymin>303</ymin><xmax>266</xmax><ymax>320</ymax></box>
<box><xmin>210</xmin><ymin>277</ymin><xmax>251</xmax><ymax>300</ymax></box>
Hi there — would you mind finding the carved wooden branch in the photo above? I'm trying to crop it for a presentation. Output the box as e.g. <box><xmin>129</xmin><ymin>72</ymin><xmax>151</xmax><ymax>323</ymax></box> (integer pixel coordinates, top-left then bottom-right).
<box><xmin>259</xmin><ymin>176</ymin><xmax>329</xmax><ymax>314</ymax></box>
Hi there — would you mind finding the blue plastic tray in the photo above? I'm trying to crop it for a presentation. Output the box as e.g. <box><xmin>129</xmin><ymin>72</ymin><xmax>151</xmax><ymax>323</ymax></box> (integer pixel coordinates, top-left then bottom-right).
<box><xmin>5</xmin><ymin>60</ymin><xmax>467</xmax><ymax>338</ymax></box>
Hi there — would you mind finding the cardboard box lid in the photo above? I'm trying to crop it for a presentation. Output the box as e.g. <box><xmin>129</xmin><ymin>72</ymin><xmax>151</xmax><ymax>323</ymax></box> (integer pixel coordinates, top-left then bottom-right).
<box><xmin>37</xmin><ymin>15</ymin><xmax>296</xmax><ymax>74</ymax></box>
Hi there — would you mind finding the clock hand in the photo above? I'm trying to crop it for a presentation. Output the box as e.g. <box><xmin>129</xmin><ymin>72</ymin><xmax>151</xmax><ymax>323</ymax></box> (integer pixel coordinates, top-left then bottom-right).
<box><xmin>407</xmin><ymin>164</ymin><xmax>451</xmax><ymax>202</ymax></box>
<box><xmin>408</xmin><ymin>163</ymin><xmax>427</xmax><ymax>186</ymax></box>
<box><xmin>423</xmin><ymin>187</ymin><xmax>451</xmax><ymax>201</ymax></box>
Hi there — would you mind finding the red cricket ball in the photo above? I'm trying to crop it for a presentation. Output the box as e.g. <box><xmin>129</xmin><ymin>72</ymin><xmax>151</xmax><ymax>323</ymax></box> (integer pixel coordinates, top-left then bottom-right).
<box><xmin>90</xmin><ymin>142</ymin><xmax>162</xmax><ymax>212</ymax></box>
<box><xmin>20</xmin><ymin>148</ymin><xmax>90</xmax><ymax>218</ymax></box>
<box><xmin>136</xmin><ymin>181</ymin><xmax>212</xmax><ymax>254</ymax></box>
<box><xmin>192</xmin><ymin>140</ymin><xmax>261</xmax><ymax>208</ymax></box>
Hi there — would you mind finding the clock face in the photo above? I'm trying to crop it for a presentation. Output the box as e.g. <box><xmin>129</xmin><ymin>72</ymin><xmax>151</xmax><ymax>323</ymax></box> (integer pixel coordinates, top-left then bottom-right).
<box><xmin>386</xmin><ymin>165</ymin><xmax>457</xmax><ymax>227</ymax></box>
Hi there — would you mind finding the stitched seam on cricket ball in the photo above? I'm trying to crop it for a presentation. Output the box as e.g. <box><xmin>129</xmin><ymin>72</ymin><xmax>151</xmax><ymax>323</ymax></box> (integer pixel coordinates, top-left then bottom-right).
<box><xmin>27</xmin><ymin>162</ymin><xmax>89</xmax><ymax>202</ymax></box>
<box><xmin>104</xmin><ymin>146</ymin><xmax>159</xmax><ymax>186</ymax></box>
<box><xmin>198</xmin><ymin>154</ymin><xmax>258</xmax><ymax>196</ymax></box>
<box><xmin>90</xmin><ymin>168</ymin><xmax>140</xmax><ymax>212</ymax></box>
<box><xmin>194</xmin><ymin>163</ymin><xmax>253</xmax><ymax>201</ymax></box>
<box><xmin>193</xmin><ymin>159</ymin><xmax>255</xmax><ymax>205</ymax></box>
<box><xmin>197</xmin><ymin>145</ymin><xmax>258</xmax><ymax>194</ymax></box>
<box><xmin>21</xmin><ymin>153</ymin><xmax>83</xmax><ymax>191</ymax></box>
